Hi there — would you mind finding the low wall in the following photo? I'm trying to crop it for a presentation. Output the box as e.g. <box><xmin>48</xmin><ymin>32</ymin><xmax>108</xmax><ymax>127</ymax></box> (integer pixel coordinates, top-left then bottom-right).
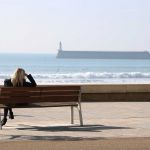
<box><xmin>81</xmin><ymin>84</ymin><xmax>150</xmax><ymax>102</ymax></box>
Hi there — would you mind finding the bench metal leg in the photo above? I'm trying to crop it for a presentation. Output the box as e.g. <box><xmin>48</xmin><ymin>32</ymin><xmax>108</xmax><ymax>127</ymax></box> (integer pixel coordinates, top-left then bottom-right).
<box><xmin>0</xmin><ymin>109</ymin><xmax>2</xmax><ymax>130</ymax></box>
<box><xmin>77</xmin><ymin>103</ymin><xmax>83</xmax><ymax>126</ymax></box>
<box><xmin>71</xmin><ymin>106</ymin><xmax>74</xmax><ymax>124</ymax></box>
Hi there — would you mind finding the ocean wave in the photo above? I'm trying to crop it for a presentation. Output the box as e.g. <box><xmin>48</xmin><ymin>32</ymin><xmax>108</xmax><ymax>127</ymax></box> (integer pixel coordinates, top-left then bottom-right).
<box><xmin>1</xmin><ymin>72</ymin><xmax>150</xmax><ymax>84</ymax></box>
<box><xmin>0</xmin><ymin>72</ymin><xmax>150</xmax><ymax>80</ymax></box>
<box><xmin>32</xmin><ymin>72</ymin><xmax>150</xmax><ymax>79</ymax></box>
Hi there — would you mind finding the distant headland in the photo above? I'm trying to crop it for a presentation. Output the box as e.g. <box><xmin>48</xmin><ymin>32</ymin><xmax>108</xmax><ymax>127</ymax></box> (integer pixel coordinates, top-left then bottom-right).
<box><xmin>56</xmin><ymin>42</ymin><xmax>150</xmax><ymax>59</ymax></box>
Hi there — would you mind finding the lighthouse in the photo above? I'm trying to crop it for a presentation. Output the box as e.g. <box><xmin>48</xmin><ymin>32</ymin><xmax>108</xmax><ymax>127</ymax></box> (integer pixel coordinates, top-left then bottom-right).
<box><xmin>58</xmin><ymin>41</ymin><xmax>63</xmax><ymax>51</ymax></box>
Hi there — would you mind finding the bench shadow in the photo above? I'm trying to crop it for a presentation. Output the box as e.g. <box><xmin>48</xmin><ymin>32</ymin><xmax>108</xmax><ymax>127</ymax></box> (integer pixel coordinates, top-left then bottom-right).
<box><xmin>7</xmin><ymin>135</ymin><xmax>106</xmax><ymax>141</ymax></box>
<box><xmin>5</xmin><ymin>124</ymin><xmax>132</xmax><ymax>141</ymax></box>
<box><xmin>2</xmin><ymin>124</ymin><xmax>133</xmax><ymax>141</ymax></box>
<box><xmin>16</xmin><ymin>124</ymin><xmax>132</xmax><ymax>132</ymax></box>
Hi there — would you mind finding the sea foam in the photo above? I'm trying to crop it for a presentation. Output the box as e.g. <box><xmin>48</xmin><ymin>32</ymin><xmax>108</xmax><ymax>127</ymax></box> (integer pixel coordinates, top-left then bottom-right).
<box><xmin>0</xmin><ymin>72</ymin><xmax>150</xmax><ymax>85</ymax></box>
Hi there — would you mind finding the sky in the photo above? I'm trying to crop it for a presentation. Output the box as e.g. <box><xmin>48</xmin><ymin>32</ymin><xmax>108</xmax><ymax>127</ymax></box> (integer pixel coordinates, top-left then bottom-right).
<box><xmin>0</xmin><ymin>0</ymin><xmax>150</xmax><ymax>53</ymax></box>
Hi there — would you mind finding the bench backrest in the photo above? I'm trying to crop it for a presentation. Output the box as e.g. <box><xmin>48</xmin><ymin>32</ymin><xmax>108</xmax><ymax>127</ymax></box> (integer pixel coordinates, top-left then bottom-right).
<box><xmin>0</xmin><ymin>86</ymin><xmax>81</xmax><ymax>105</ymax></box>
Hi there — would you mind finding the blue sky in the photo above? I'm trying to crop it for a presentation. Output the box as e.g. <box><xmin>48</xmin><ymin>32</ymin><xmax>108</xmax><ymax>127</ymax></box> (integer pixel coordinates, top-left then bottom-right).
<box><xmin>0</xmin><ymin>0</ymin><xmax>150</xmax><ymax>53</ymax></box>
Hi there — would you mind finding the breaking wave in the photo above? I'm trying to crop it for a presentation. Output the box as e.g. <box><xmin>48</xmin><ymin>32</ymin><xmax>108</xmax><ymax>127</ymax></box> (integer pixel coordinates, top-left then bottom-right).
<box><xmin>32</xmin><ymin>72</ymin><xmax>150</xmax><ymax>79</ymax></box>
<box><xmin>0</xmin><ymin>72</ymin><xmax>150</xmax><ymax>84</ymax></box>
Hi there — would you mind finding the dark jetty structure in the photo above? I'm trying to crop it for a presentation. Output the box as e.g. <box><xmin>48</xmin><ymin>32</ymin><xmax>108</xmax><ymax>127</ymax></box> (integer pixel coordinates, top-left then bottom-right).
<box><xmin>56</xmin><ymin>42</ymin><xmax>150</xmax><ymax>59</ymax></box>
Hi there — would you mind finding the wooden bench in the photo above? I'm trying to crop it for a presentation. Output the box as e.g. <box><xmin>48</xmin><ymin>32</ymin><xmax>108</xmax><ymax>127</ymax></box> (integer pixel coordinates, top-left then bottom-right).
<box><xmin>0</xmin><ymin>85</ymin><xmax>83</xmax><ymax>129</ymax></box>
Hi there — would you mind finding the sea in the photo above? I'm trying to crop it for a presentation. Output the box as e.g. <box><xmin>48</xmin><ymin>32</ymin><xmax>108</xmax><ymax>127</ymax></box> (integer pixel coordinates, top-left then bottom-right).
<box><xmin>0</xmin><ymin>53</ymin><xmax>150</xmax><ymax>85</ymax></box>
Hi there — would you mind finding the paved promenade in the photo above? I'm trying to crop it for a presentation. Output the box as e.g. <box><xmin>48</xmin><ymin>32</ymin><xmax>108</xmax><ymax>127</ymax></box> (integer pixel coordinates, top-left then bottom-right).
<box><xmin>1</xmin><ymin>102</ymin><xmax>150</xmax><ymax>140</ymax></box>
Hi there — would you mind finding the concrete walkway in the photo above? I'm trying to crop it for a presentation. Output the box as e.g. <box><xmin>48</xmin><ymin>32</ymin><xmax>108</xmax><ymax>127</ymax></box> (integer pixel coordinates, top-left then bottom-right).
<box><xmin>1</xmin><ymin>102</ymin><xmax>150</xmax><ymax>141</ymax></box>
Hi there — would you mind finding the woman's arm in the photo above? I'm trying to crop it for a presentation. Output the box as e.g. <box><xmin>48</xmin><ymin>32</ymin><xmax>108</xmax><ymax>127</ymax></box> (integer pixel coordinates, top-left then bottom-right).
<box><xmin>4</xmin><ymin>79</ymin><xmax>13</xmax><ymax>87</ymax></box>
<box><xmin>25</xmin><ymin>74</ymin><xmax>37</xmax><ymax>87</ymax></box>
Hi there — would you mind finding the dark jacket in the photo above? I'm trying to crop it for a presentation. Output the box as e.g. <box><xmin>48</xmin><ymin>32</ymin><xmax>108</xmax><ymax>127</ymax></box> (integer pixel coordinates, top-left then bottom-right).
<box><xmin>4</xmin><ymin>74</ymin><xmax>37</xmax><ymax>87</ymax></box>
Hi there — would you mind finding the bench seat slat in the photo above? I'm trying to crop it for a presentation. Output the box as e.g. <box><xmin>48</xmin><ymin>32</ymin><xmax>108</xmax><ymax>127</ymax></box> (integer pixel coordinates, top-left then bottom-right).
<box><xmin>0</xmin><ymin>102</ymin><xmax>78</xmax><ymax>108</ymax></box>
<box><xmin>40</xmin><ymin>96</ymin><xmax>78</xmax><ymax>102</ymax></box>
<box><xmin>1</xmin><ymin>91</ymin><xmax>79</xmax><ymax>97</ymax></box>
<box><xmin>0</xmin><ymin>86</ymin><xmax>80</xmax><ymax>91</ymax></box>
<box><xmin>0</xmin><ymin>88</ymin><xmax>40</xmax><ymax>92</ymax></box>
<box><xmin>39</xmin><ymin>86</ymin><xmax>80</xmax><ymax>90</ymax></box>
<box><xmin>10</xmin><ymin>102</ymin><xmax>78</xmax><ymax>108</ymax></box>
<box><xmin>1</xmin><ymin>92</ymin><xmax>41</xmax><ymax>97</ymax></box>
<box><xmin>0</xmin><ymin>97</ymin><xmax>41</xmax><ymax>104</ymax></box>
<box><xmin>0</xmin><ymin>95</ymin><xmax>79</xmax><ymax>104</ymax></box>
<box><xmin>41</xmin><ymin>91</ymin><xmax>79</xmax><ymax>95</ymax></box>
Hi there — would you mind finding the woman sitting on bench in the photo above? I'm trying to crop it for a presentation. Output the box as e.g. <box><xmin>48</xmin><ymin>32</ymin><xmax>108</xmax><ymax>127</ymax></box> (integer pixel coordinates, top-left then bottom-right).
<box><xmin>1</xmin><ymin>68</ymin><xmax>37</xmax><ymax>126</ymax></box>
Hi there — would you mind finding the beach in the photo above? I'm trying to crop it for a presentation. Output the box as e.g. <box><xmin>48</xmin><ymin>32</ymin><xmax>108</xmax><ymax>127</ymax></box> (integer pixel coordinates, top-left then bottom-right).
<box><xmin>1</xmin><ymin>102</ymin><xmax>150</xmax><ymax>149</ymax></box>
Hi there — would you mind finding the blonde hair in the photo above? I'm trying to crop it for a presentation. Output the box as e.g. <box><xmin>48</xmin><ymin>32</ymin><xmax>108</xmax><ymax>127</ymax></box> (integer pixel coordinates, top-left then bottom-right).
<box><xmin>11</xmin><ymin>68</ymin><xmax>26</xmax><ymax>87</ymax></box>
